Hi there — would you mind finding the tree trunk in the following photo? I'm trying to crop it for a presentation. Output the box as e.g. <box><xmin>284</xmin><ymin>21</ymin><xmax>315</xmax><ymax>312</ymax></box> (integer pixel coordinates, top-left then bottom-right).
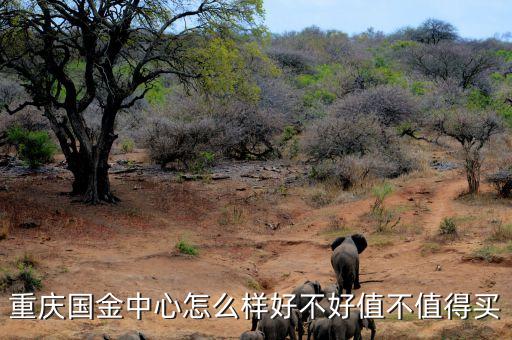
<box><xmin>465</xmin><ymin>155</ymin><xmax>481</xmax><ymax>194</ymax></box>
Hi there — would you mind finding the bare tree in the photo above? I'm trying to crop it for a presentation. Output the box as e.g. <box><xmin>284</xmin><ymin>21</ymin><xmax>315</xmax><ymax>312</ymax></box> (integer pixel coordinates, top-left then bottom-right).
<box><xmin>433</xmin><ymin>110</ymin><xmax>503</xmax><ymax>194</ymax></box>
<box><xmin>406</xmin><ymin>42</ymin><xmax>498</xmax><ymax>89</ymax></box>
<box><xmin>0</xmin><ymin>0</ymin><xmax>263</xmax><ymax>203</ymax></box>
<box><xmin>413</xmin><ymin>18</ymin><xmax>458</xmax><ymax>44</ymax></box>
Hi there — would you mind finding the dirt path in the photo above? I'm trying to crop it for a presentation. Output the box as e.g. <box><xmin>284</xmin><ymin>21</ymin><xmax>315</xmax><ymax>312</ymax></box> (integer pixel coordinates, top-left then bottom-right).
<box><xmin>1</xmin><ymin>164</ymin><xmax>511</xmax><ymax>339</ymax></box>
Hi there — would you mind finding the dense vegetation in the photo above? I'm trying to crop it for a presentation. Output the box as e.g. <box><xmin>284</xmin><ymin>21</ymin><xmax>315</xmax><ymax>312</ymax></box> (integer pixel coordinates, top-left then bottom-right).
<box><xmin>1</xmin><ymin>7</ymin><xmax>512</xmax><ymax>198</ymax></box>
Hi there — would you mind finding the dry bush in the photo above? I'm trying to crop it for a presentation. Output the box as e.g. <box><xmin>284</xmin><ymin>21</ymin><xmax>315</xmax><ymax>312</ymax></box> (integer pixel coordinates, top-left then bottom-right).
<box><xmin>305</xmin><ymin>115</ymin><xmax>419</xmax><ymax>188</ymax></box>
<box><xmin>144</xmin><ymin>117</ymin><xmax>217</xmax><ymax>169</ymax></box>
<box><xmin>304</xmin><ymin>115</ymin><xmax>382</xmax><ymax>161</ymax></box>
<box><xmin>214</xmin><ymin>106</ymin><xmax>283</xmax><ymax>160</ymax></box>
<box><xmin>330</xmin><ymin>85</ymin><xmax>419</xmax><ymax>126</ymax></box>
<box><xmin>267</xmin><ymin>47</ymin><xmax>316</xmax><ymax>74</ymax></box>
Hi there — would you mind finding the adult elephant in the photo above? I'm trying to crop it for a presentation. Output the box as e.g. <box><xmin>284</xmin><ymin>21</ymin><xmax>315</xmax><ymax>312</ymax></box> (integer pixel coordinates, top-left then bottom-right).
<box><xmin>330</xmin><ymin>235</ymin><xmax>367</xmax><ymax>295</ymax></box>
<box><xmin>292</xmin><ymin>280</ymin><xmax>323</xmax><ymax>340</ymax></box>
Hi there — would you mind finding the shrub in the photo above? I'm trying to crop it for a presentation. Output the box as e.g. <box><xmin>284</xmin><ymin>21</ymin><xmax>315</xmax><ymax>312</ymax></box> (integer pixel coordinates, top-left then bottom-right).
<box><xmin>176</xmin><ymin>239</ymin><xmax>199</xmax><ymax>256</ymax></box>
<box><xmin>305</xmin><ymin>115</ymin><xmax>417</xmax><ymax>187</ymax></box>
<box><xmin>370</xmin><ymin>183</ymin><xmax>400</xmax><ymax>232</ymax></box>
<box><xmin>215</xmin><ymin>107</ymin><xmax>282</xmax><ymax>160</ymax></box>
<box><xmin>309</xmin><ymin>157</ymin><xmax>372</xmax><ymax>189</ymax></box>
<box><xmin>120</xmin><ymin>138</ymin><xmax>135</xmax><ymax>154</ymax></box>
<box><xmin>331</xmin><ymin>85</ymin><xmax>419</xmax><ymax>126</ymax></box>
<box><xmin>145</xmin><ymin>118</ymin><xmax>216</xmax><ymax>169</ymax></box>
<box><xmin>0</xmin><ymin>213</ymin><xmax>8</xmax><ymax>241</ymax></box>
<box><xmin>439</xmin><ymin>217</ymin><xmax>457</xmax><ymax>235</ymax></box>
<box><xmin>0</xmin><ymin>264</ymin><xmax>42</xmax><ymax>293</ymax></box>
<box><xmin>6</xmin><ymin>126</ymin><xmax>56</xmax><ymax>168</ymax></box>
<box><xmin>489</xmin><ymin>221</ymin><xmax>512</xmax><ymax>242</ymax></box>
<box><xmin>304</xmin><ymin>115</ymin><xmax>382</xmax><ymax>161</ymax></box>
<box><xmin>307</xmin><ymin>188</ymin><xmax>332</xmax><ymax>208</ymax></box>
<box><xmin>487</xmin><ymin>169</ymin><xmax>512</xmax><ymax>197</ymax></box>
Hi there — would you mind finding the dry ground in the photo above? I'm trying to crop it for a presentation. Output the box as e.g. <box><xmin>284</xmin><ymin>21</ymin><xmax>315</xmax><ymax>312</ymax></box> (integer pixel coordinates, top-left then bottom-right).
<box><xmin>0</xmin><ymin>150</ymin><xmax>512</xmax><ymax>339</ymax></box>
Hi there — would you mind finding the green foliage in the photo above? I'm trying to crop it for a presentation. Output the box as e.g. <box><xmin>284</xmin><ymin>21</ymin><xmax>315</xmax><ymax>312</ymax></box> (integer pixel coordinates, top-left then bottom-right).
<box><xmin>176</xmin><ymin>239</ymin><xmax>199</xmax><ymax>256</ymax></box>
<box><xmin>371</xmin><ymin>183</ymin><xmax>400</xmax><ymax>232</ymax></box>
<box><xmin>467</xmin><ymin>89</ymin><xmax>492</xmax><ymax>109</ymax></box>
<box><xmin>296</xmin><ymin>64</ymin><xmax>341</xmax><ymax>88</ymax></box>
<box><xmin>466</xmin><ymin>88</ymin><xmax>512</xmax><ymax>126</ymax></box>
<box><xmin>120</xmin><ymin>138</ymin><xmax>135</xmax><ymax>154</ymax></box>
<box><xmin>280</xmin><ymin>125</ymin><xmax>298</xmax><ymax>143</ymax></box>
<box><xmin>145</xmin><ymin>78</ymin><xmax>172</xmax><ymax>107</ymax></box>
<box><xmin>372</xmin><ymin>182</ymin><xmax>394</xmax><ymax>203</ymax></box>
<box><xmin>191</xmin><ymin>151</ymin><xmax>216</xmax><ymax>174</ymax></box>
<box><xmin>6</xmin><ymin>126</ymin><xmax>57</xmax><ymax>168</ymax></box>
<box><xmin>0</xmin><ymin>263</ymin><xmax>42</xmax><ymax>293</ymax></box>
<box><xmin>411</xmin><ymin>81</ymin><xmax>428</xmax><ymax>95</ymax></box>
<box><xmin>439</xmin><ymin>217</ymin><xmax>457</xmax><ymax>235</ymax></box>
<box><xmin>373</xmin><ymin>65</ymin><xmax>407</xmax><ymax>87</ymax></box>
<box><xmin>192</xmin><ymin>38</ymin><xmax>276</xmax><ymax>102</ymax></box>
<box><xmin>496</xmin><ymin>49</ymin><xmax>512</xmax><ymax>62</ymax></box>
<box><xmin>304</xmin><ymin>89</ymin><xmax>336</xmax><ymax>106</ymax></box>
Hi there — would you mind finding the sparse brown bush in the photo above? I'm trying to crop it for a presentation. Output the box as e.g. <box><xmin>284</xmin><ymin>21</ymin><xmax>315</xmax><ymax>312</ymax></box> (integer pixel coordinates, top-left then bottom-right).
<box><xmin>489</xmin><ymin>221</ymin><xmax>512</xmax><ymax>242</ymax></box>
<box><xmin>331</xmin><ymin>85</ymin><xmax>419</xmax><ymax>126</ymax></box>
<box><xmin>145</xmin><ymin>118</ymin><xmax>217</xmax><ymax>169</ymax></box>
<box><xmin>215</xmin><ymin>106</ymin><xmax>282</xmax><ymax>160</ymax></box>
<box><xmin>305</xmin><ymin>115</ymin><xmax>418</xmax><ymax>187</ymax></box>
<box><xmin>304</xmin><ymin>115</ymin><xmax>382</xmax><ymax>161</ymax></box>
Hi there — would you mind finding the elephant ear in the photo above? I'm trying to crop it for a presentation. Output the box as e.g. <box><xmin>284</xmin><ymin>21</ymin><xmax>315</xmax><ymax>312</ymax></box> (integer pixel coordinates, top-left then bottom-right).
<box><xmin>351</xmin><ymin>234</ymin><xmax>367</xmax><ymax>253</ymax></box>
<box><xmin>330</xmin><ymin>237</ymin><xmax>346</xmax><ymax>251</ymax></box>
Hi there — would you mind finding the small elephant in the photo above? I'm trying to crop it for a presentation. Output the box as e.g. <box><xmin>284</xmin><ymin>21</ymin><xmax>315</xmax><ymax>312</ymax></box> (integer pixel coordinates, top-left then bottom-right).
<box><xmin>252</xmin><ymin>308</ymin><xmax>301</xmax><ymax>340</ymax></box>
<box><xmin>292</xmin><ymin>280</ymin><xmax>323</xmax><ymax>339</ymax></box>
<box><xmin>307</xmin><ymin>317</ymin><xmax>330</xmax><ymax>340</ymax></box>
<box><xmin>240</xmin><ymin>330</ymin><xmax>265</xmax><ymax>340</ymax></box>
<box><xmin>329</xmin><ymin>310</ymin><xmax>376</xmax><ymax>340</ymax></box>
<box><xmin>330</xmin><ymin>234</ymin><xmax>367</xmax><ymax>295</ymax></box>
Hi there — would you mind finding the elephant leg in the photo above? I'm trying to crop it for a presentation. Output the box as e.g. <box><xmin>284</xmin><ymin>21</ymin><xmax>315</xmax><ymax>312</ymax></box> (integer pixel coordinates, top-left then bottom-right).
<box><xmin>289</xmin><ymin>323</ymin><xmax>298</xmax><ymax>340</ymax></box>
<box><xmin>298</xmin><ymin>321</ymin><xmax>304</xmax><ymax>340</ymax></box>
<box><xmin>251</xmin><ymin>314</ymin><xmax>258</xmax><ymax>331</ymax></box>
<box><xmin>354</xmin><ymin>262</ymin><xmax>361</xmax><ymax>290</ymax></box>
<box><xmin>336</xmin><ymin>271</ymin><xmax>344</xmax><ymax>296</ymax></box>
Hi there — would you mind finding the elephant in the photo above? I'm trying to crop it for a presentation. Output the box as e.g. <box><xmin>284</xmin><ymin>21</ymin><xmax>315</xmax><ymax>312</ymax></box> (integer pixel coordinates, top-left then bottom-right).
<box><xmin>322</xmin><ymin>283</ymin><xmax>339</xmax><ymax>298</ymax></box>
<box><xmin>252</xmin><ymin>308</ymin><xmax>301</xmax><ymax>340</ymax></box>
<box><xmin>240</xmin><ymin>330</ymin><xmax>265</xmax><ymax>340</ymax></box>
<box><xmin>330</xmin><ymin>234</ymin><xmax>367</xmax><ymax>295</ymax></box>
<box><xmin>307</xmin><ymin>317</ymin><xmax>330</xmax><ymax>340</ymax></box>
<box><xmin>117</xmin><ymin>332</ymin><xmax>146</xmax><ymax>340</ymax></box>
<box><xmin>292</xmin><ymin>280</ymin><xmax>323</xmax><ymax>339</ymax></box>
<box><xmin>329</xmin><ymin>310</ymin><xmax>376</xmax><ymax>340</ymax></box>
